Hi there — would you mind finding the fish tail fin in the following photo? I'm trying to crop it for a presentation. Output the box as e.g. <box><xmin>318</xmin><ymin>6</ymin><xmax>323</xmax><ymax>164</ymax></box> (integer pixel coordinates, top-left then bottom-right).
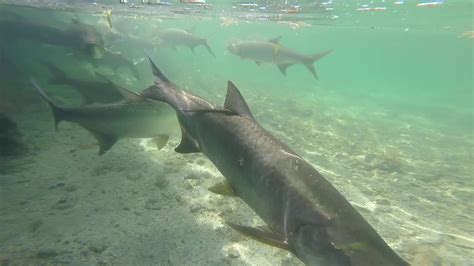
<box><xmin>30</xmin><ymin>78</ymin><xmax>64</xmax><ymax>130</ymax></box>
<box><xmin>43</xmin><ymin>61</ymin><xmax>69</xmax><ymax>85</ymax></box>
<box><xmin>202</xmin><ymin>40</ymin><xmax>216</xmax><ymax>58</ymax></box>
<box><xmin>304</xmin><ymin>49</ymin><xmax>333</xmax><ymax>80</ymax></box>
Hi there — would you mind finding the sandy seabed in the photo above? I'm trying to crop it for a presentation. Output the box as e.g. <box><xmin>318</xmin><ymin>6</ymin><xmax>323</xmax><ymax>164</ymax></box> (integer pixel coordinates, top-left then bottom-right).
<box><xmin>1</xmin><ymin>92</ymin><xmax>473</xmax><ymax>265</ymax></box>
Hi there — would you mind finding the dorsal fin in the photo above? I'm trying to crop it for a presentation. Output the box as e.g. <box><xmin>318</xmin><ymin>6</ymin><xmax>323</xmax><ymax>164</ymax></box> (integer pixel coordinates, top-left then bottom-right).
<box><xmin>269</xmin><ymin>36</ymin><xmax>282</xmax><ymax>44</ymax></box>
<box><xmin>95</xmin><ymin>72</ymin><xmax>142</xmax><ymax>102</ymax></box>
<box><xmin>146</xmin><ymin>52</ymin><xmax>170</xmax><ymax>83</ymax></box>
<box><xmin>224</xmin><ymin>81</ymin><xmax>254</xmax><ymax>119</ymax></box>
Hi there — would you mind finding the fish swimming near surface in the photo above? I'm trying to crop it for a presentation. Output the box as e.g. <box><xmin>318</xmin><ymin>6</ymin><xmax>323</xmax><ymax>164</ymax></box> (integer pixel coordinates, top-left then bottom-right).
<box><xmin>31</xmin><ymin>78</ymin><xmax>179</xmax><ymax>155</ymax></box>
<box><xmin>141</xmin><ymin>56</ymin><xmax>409</xmax><ymax>266</ymax></box>
<box><xmin>157</xmin><ymin>28</ymin><xmax>215</xmax><ymax>57</ymax></box>
<box><xmin>43</xmin><ymin>61</ymin><xmax>124</xmax><ymax>104</ymax></box>
<box><xmin>0</xmin><ymin>18</ymin><xmax>105</xmax><ymax>59</ymax></box>
<box><xmin>0</xmin><ymin>18</ymin><xmax>138</xmax><ymax>78</ymax></box>
<box><xmin>227</xmin><ymin>36</ymin><xmax>332</xmax><ymax>79</ymax></box>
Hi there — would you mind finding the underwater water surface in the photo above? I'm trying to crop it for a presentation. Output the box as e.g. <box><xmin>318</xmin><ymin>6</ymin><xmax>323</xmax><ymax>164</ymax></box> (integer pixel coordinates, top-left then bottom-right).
<box><xmin>0</xmin><ymin>0</ymin><xmax>472</xmax><ymax>265</ymax></box>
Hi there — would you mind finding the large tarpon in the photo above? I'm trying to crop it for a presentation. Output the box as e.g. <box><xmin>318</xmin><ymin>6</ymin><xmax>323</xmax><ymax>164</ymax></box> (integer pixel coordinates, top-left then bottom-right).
<box><xmin>0</xmin><ymin>18</ymin><xmax>139</xmax><ymax>78</ymax></box>
<box><xmin>157</xmin><ymin>28</ymin><xmax>215</xmax><ymax>57</ymax></box>
<box><xmin>141</xmin><ymin>57</ymin><xmax>409</xmax><ymax>266</ymax></box>
<box><xmin>43</xmin><ymin>61</ymin><xmax>123</xmax><ymax>104</ymax></box>
<box><xmin>227</xmin><ymin>37</ymin><xmax>331</xmax><ymax>80</ymax></box>
<box><xmin>0</xmin><ymin>19</ymin><xmax>105</xmax><ymax>59</ymax></box>
<box><xmin>32</xmin><ymin>79</ymin><xmax>179</xmax><ymax>155</ymax></box>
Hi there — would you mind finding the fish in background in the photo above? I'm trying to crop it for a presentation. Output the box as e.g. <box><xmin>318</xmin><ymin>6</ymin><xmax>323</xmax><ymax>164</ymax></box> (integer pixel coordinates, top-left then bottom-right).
<box><xmin>0</xmin><ymin>16</ymin><xmax>140</xmax><ymax>80</ymax></box>
<box><xmin>0</xmin><ymin>18</ymin><xmax>105</xmax><ymax>59</ymax></box>
<box><xmin>42</xmin><ymin>61</ymin><xmax>124</xmax><ymax>105</ymax></box>
<box><xmin>227</xmin><ymin>36</ymin><xmax>332</xmax><ymax>80</ymax></box>
<box><xmin>31</xmin><ymin>79</ymin><xmax>179</xmax><ymax>155</ymax></box>
<box><xmin>91</xmin><ymin>48</ymin><xmax>142</xmax><ymax>80</ymax></box>
<box><xmin>67</xmin><ymin>16</ymin><xmax>142</xmax><ymax>79</ymax></box>
<box><xmin>141</xmin><ymin>56</ymin><xmax>409</xmax><ymax>266</ymax></box>
<box><xmin>156</xmin><ymin>28</ymin><xmax>215</xmax><ymax>57</ymax></box>
<box><xmin>96</xmin><ymin>16</ymin><xmax>156</xmax><ymax>63</ymax></box>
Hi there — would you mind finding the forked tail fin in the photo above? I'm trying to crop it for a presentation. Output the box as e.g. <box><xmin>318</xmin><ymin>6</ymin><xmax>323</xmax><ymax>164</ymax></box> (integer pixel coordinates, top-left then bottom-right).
<box><xmin>304</xmin><ymin>49</ymin><xmax>333</xmax><ymax>80</ymax></box>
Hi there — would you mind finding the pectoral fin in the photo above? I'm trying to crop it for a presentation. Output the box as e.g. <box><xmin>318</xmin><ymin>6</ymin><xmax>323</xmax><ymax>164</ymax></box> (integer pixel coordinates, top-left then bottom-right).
<box><xmin>277</xmin><ymin>64</ymin><xmax>293</xmax><ymax>76</ymax></box>
<box><xmin>227</xmin><ymin>222</ymin><xmax>290</xmax><ymax>251</ymax></box>
<box><xmin>87</xmin><ymin>130</ymin><xmax>118</xmax><ymax>155</ymax></box>
<box><xmin>175</xmin><ymin>128</ymin><xmax>199</xmax><ymax>154</ymax></box>
<box><xmin>153</xmin><ymin>135</ymin><xmax>169</xmax><ymax>150</ymax></box>
<box><xmin>208</xmin><ymin>180</ymin><xmax>236</xmax><ymax>196</ymax></box>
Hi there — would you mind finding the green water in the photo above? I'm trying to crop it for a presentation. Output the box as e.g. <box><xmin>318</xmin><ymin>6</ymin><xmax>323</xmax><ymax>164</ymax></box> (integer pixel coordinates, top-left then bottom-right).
<box><xmin>0</xmin><ymin>1</ymin><xmax>473</xmax><ymax>265</ymax></box>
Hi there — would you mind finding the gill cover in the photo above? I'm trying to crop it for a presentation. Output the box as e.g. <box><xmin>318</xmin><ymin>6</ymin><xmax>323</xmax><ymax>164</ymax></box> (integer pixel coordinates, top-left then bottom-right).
<box><xmin>293</xmin><ymin>224</ymin><xmax>351</xmax><ymax>266</ymax></box>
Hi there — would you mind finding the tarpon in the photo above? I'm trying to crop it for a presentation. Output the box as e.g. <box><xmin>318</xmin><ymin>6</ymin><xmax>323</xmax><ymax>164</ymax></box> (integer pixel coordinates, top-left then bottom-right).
<box><xmin>43</xmin><ymin>61</ymin><xmax>123</xmax><ymax>104</ymax></box>
<box><xmin>141</xmin><ymin>57</ymin><xmax>409</xmax><ymax>266</ymax></box>
<box><xmin>157</xmin><ymin>28</ymin><xmax>215</xmax><ymax>57</ymax></box>
<box><xmin>0</xmin><ymin>19</ymin><xmax>105</xmax><ymax>59</ymax></box>
<box><xmin>32</xmin><ymin>79</ymin><xmax>179</xmax><ymax>155</ymax></box>
<box><xmin>227</xmin><ymin>37</ymin><xmax>331</xmax><ymax>79</ymax></box>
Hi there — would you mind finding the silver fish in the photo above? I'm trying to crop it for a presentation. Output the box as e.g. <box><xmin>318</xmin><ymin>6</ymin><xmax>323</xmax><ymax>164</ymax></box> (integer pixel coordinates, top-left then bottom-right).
<box><xmin>228</xmin><ymin>36</ymin><xmax>331</xmax><ymax>79</ymax></box>
<box><xmin>157</xmin><ymin>28</ymin><xmax>215</xmax><ymax>57</ymax></box>
<box><xmin>32</xmin><ymin>79</ymin><xmax>179</xmax><ymax>155</ymax></box>
<box><xmin>0</xmin><ymin>19</ymin><xmax>105</xmax><ymax>59</ymax></box>
<box><xmin>141</xmin><ymin>56</ymin><xmax>409</xmax><ymax>266</ymax></box>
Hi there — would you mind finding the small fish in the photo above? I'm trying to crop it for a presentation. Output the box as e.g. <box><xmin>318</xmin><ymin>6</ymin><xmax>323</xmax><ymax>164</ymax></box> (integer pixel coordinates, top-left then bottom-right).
<box><xmin>32</xmin><ymin>78</ymin><xmax>179</xmax><ymax>155</ymax></box>
<box><xmin>227</xmin><ymin>36</ymin><xmax>332</xmax><ymax>79</ymax></box>
<box><xmin>157</xmin><ymin>28</ymin><xmax>215</xmax><ymax>57</ymax></box>
<box><xmin>43</xmin><ymin>61</ymin><xmax>123</xmax><ymax>104</ymax></box>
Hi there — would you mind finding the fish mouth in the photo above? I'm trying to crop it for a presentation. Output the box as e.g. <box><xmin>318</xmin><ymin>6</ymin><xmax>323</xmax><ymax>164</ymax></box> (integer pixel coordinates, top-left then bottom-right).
<box><xmin>83</xmin><ymin>44</ymin><xmax>105</xmax><ymax>59</ymax></box>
